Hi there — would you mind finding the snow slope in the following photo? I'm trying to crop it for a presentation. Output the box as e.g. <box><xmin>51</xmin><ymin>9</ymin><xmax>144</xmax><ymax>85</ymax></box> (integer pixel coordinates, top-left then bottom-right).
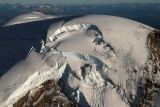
<box><xmin>0</xmin><ymin>14</ymin><xmax>159</xmax><ymax>107</ymax></box>
<box><xmin>4</xmin><ymin>11</ymin><xmax>56</xmax><ymax>26</ymax></box>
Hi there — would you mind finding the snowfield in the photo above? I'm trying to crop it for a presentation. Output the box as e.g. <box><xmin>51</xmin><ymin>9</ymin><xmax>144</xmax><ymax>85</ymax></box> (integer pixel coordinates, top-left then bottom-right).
<box><xmin>0</xmin><ymin>13</ymin><xmax>159</xmax><ymax>107</ymax></box>
<box><xmin>4</xmin><ymin>11</ymin><xmax>56</xmax><ymax>26</ymax></box>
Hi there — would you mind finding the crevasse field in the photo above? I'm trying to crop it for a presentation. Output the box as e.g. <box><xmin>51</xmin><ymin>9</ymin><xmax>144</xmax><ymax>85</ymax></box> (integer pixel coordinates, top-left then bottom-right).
<box><xmin>0</xmin><ymin>12</ymin><xmax>159</xmax><ymax>107</ymax></box>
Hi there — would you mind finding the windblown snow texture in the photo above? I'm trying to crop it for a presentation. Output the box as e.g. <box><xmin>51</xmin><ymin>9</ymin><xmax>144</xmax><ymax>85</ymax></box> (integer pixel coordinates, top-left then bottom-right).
<box><xmin>0</xmin><ymin>13</ymin><xmax>159</xmax><ymax>107</ymax></box>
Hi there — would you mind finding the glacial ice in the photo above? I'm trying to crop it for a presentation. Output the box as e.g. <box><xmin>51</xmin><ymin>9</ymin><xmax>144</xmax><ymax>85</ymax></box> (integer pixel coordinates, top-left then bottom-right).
<box><xmin>0</xmin><ymin>14</ymin><xmax>157</xmax><ymax>107</ymax></box>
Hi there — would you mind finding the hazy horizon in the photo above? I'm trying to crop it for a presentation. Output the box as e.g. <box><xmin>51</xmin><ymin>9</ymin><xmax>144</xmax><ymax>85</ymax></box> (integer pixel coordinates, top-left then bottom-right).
<box><xmin>0</xmin><ymin>0</ymin><xmax>160</xmax><ymax>4</ymax></box>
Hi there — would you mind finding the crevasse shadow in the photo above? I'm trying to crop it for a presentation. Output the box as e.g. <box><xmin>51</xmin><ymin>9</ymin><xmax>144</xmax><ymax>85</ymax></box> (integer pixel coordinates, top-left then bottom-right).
<box><xmin>58</xmin><ymin>64</ymin><xmax>90</xmax><ymax>107</ymax></box>
<box><xmin>0</xmin><ymin>15</ymin><xmax>81</xmax><ymax>77</ymax></box>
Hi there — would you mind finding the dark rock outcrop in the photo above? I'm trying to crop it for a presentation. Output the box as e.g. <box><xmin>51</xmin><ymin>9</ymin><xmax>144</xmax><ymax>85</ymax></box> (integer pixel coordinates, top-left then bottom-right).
<box><xmin>139</xmin><ymin>29</ymin><xmax>160</xmax><ymax>107</ymax></box>
<box><xmin>13</xmin><ymin>80</ymin><xmax>78</xmax><ymax>107</ymax></box>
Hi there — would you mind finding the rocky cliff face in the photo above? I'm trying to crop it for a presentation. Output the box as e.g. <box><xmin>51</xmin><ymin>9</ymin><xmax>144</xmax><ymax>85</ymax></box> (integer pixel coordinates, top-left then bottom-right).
<box><xmin>139</xmin><ymin>29</ymin><xmax>160</xmax><ymax>107</ymax></box>
<box><xmin>13</xmin><ymin>80</ymin><xmax>78</xmax><ymax>107</ymax></box>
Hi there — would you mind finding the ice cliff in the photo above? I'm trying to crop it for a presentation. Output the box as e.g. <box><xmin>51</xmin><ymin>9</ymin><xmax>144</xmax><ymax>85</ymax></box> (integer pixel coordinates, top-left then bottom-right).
<box><xmin>0</xmin><ymin>14</ymin><xmax>159</xmax><ymax>107</ymax></box>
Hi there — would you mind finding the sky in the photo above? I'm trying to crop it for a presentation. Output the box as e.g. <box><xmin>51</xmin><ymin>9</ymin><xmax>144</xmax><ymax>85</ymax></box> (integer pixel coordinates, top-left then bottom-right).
<box><xmin>0</xmin><ymin>0</ymin><xmax>160</xmax><ymax>4</ymax></box>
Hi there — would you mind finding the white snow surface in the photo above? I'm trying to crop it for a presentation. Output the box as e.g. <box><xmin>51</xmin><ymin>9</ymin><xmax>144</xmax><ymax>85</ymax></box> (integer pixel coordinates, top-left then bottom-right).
<box><xmin>0</xmin><ymin>14</ymin><xmax>155</xmax><ymax>107</ymax></box>
<box><xmin>4</xmin><ymin>11</ymin><xmax>56</xmax><ymax>26</ymax></box>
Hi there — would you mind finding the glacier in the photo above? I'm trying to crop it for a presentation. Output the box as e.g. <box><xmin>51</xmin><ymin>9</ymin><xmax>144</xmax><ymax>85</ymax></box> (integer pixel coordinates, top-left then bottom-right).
<box><xmin>0</xmin><ymin>13</ymin><xmax>159</xmax><ymax>107</ymax></box>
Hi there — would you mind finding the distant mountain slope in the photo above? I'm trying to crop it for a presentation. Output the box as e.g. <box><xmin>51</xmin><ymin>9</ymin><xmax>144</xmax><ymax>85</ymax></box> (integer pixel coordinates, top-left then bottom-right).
<box><xmin>4</xmin><ymin>11</ymin><xmax>56</xmax><ymax>26</ymax></box>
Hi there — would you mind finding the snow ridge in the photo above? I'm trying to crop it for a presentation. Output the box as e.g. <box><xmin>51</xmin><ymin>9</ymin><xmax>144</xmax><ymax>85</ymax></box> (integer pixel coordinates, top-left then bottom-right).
<box><xmin>0</xmin><ymin>14</ymin><xmax>155</xmax><ymax>107</ymax></box>
<box><xmin>42</xmin><ymin>22</ymin><xmax>136</xmax><ymax>106</ymax></box>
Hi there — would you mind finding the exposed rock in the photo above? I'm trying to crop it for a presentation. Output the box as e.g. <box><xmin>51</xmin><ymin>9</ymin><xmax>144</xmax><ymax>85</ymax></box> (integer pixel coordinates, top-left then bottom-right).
<box><xmin>139</xmin><ymin>29</ymin><xmax>160</xmax><ymax>107</ymax></box>
<box><xmin>13</xmin><ymin>80</ymin><xmax>78</xmax><ymax>107</ymax></box>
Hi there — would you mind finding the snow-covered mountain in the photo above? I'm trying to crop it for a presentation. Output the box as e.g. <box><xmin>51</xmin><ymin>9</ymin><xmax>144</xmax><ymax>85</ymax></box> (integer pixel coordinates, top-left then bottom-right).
<box><xmin>0</xmin><ymin>13</ymin><xmax>159</xmax><ymax>107</ymax></box>
<box><xmin>4</xmin><ymin>11</ymin><xmax>56</xmax><ymax>27</ymax></box>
